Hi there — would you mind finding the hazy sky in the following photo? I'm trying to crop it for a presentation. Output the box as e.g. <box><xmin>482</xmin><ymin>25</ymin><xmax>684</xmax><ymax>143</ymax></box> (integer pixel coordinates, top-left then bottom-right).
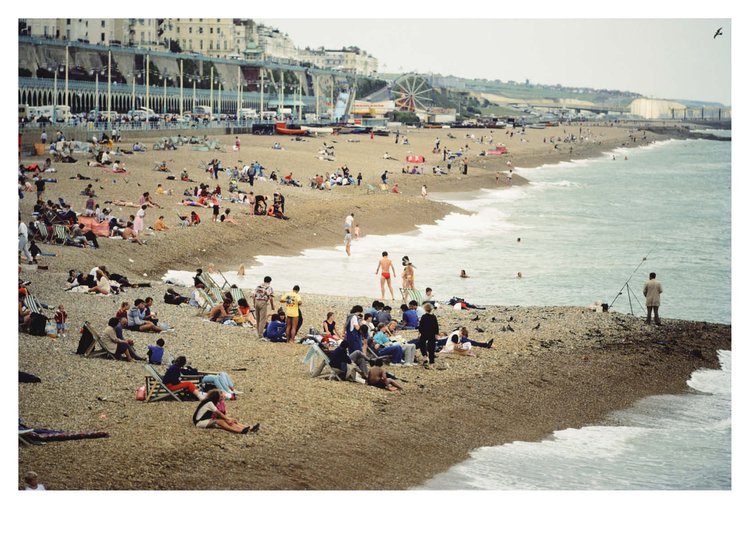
<box><xmin>261</xmin><ymin>18</ymin><xmax>731</xmax><ymax>105</ymax></box>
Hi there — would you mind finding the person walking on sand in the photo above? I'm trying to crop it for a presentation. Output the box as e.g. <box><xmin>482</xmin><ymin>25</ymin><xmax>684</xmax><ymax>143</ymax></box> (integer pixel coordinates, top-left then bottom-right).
<box><xmin>376</xmin><ymin>251</ymin><xmax>396</xmax><ymax>301</ymax></box>
<box><xmin>253</xmin><ymin>276</ymin><xmax>275</xmax><ymax>338</ymax></box>
<box><xmin>643</xmin><ymin>272</ymin><xmax>663</xmax><ymax>325</ymax></box>
<box><xmin>344</xmin><ymin>212</ymin><xmax>354</xmax><ymax>232</ymax></box>
<box><xmin>421</xmin><ymin>184</ymin><xmax>427</xmax><ymax>199</ymax></box>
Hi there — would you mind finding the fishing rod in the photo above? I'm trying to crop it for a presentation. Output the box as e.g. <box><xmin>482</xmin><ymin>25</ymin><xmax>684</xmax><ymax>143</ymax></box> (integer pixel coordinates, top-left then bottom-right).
<box><xmin>610</xmin><ymin>247</ymin><xmax>655</xmax><ymax>314</ymax></box>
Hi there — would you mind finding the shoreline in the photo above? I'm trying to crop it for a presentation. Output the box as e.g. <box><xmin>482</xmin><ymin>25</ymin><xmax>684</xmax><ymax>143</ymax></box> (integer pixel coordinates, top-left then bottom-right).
<box><xmin>18</xmin><ymin>124</ymin><xmax>731</xmax><ymax>490</ymax></box>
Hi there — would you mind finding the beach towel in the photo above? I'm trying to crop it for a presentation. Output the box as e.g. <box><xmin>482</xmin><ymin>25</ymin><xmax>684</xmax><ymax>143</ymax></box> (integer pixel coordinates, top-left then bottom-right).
<box><xmin>19</xmin><ymin>420</ymin><xmax>109</xmax><ymax>444</ymax></box>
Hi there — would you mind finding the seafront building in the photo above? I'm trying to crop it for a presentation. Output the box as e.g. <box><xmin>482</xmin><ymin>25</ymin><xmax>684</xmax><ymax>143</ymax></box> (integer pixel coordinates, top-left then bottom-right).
<box><xmin>18</xmin><ymin>18</ymin><xmax>378</xmax><ymax>76</ymax></box>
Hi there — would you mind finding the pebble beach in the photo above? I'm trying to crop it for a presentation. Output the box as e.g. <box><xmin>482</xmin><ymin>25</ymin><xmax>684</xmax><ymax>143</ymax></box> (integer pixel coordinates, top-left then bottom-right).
<box><xmin>17</xmin><ymin>122</ymin><xmax>731</xmax><ymax>491</ymax></box>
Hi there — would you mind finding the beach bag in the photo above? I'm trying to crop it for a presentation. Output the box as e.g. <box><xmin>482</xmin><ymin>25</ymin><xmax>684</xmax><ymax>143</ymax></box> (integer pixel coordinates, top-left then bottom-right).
<box><xmin>136</xmin><ymin>386</ymin><xmax>146</xmax><ymax>401</ymax></box>
<box><xmin>29</xmin><ymin>313</ymin><xmax>48</xmax><ymax>336</ymax></box>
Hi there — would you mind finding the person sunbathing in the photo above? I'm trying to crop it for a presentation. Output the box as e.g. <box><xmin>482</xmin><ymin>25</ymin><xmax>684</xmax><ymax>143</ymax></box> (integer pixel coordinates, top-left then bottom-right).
<box><xmin>192</xmin><ymin>389</ymin><xmax>259</xmax><ymax>434</ymax></box>
<box><xmin>111</xmin><ymin>160</ymin><xmax>127</xmax><ymax>173</ymax></box>
<box><xmin>107</xmin><ymin>199</ymin><xmax>140</xmax><ymax>207</ymax></box>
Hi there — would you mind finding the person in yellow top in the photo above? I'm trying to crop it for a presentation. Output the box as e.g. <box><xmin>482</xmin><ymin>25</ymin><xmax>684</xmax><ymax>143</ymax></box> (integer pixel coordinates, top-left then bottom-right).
<box><xmin>281</xmin><ymin>285</ymin><xmax>302</xmax><ymax>343</ymax></box>
<box><xmin>154</xmin><ymin>215</ymin><xmax>169</xmax><ymax>231</ymax></box>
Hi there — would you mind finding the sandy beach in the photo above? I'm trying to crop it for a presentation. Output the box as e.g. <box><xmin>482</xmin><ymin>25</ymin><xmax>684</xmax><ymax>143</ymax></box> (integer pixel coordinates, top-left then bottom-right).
<box><xmin>17</xmin><ymin>123</ymin><xmax>731</xmax><ymax>490</ymax></box>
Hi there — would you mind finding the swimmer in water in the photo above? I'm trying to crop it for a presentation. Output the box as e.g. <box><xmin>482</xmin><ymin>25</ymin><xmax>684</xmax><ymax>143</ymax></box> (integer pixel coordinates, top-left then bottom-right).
<box><xmin>460</xmin><ymin>270</ymin><xmax>469</xmax><ymax>278</ymax></box>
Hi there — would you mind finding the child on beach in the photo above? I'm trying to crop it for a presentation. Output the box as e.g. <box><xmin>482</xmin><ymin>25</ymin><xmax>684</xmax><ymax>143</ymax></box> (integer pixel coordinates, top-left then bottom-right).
<box><xmin>147</xmin><ymin>338</ymin><xmax>166</xmax><ymax>365</ymax></box>
<box><xmin>54</xmin><ymin>304</ymin><xmax>67</xmax><ymax>337</ymax></box>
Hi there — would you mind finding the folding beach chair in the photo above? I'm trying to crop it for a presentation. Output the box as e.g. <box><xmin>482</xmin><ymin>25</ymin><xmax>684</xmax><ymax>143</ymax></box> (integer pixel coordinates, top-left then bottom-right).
<box><xmin>302</xmin><ymin>345</ymin><xmax>342</xmax><ymax>381</ymax></box>
<box><xmin>196</xmin><ymin>288</ymin><xmax>221</xmax><ymax>315</ymax></box>
<box><xmin>399</xmin><ymin>287</ymin><xmax>423</xmax><ymax>305</ymax></box>
<box><xmin>80</xmin><ymin>321</ymin><xmax>117</xmax><ymax>359</ymax></box>
<box><xmin>31</xmin><ymin>222</ymin><xmax>50</xmax><ymax>243</ymax></box>
<box><xmin>24</xmin><ymin>293</ymin><xmax>48</xmax><ymax>315</ymax></box>
<box><xmin>366</xmin><ymin>183</ymin><xmax>377</xmax><ymax>195</ymax></box>
<box><xmin>228</xmin><ymin>286</ymin><xmax>247</xmax><ymax>304</ymax></box>
<box><xmin>52</xmin><ymin>224</ymin><xmax>70</xmax><ymax>245</ymax></box>
<box><xmin>143</xmin><ymin>364</ymin><xmax>202</xmax><ymax>402</ymax></box>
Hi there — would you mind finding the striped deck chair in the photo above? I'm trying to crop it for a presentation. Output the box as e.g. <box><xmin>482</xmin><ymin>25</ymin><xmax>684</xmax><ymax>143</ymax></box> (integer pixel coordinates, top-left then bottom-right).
<box><xmin>52</xmin><ymin>224</ymin><xmax>70</xmax><ymax>245</ymax></box>
<box><xmin>399</xmin><ymin>287</ymin><xmax>423</xmax><ymax>305</ymax></box>
<box><xmin>228</xmin><ymin>286</ymin><xmax>246</xmax><ymax>304</ymax></box>
<box><xmin>32</xmin><ymin>222</ymin><xmax>50</xmax><ymax>243</ymax></box>
<box><xmin>196</xmin><ymin>288</ymin><xmax>221</xmax><ymax>315</ymax></box>
<box><xmin>24</xmin><ymin>293</ymin><xmax>49</xmax><ymax>315</ymax></box>
<box><xmin>366</xmin><ymin>183</ymin><xmax>377</xmax><ymax>194</ymax></box>
<box><xmin>198</xmin><ymin>272</ymin><xmax>224</xmax><ymax>291</ymax></box>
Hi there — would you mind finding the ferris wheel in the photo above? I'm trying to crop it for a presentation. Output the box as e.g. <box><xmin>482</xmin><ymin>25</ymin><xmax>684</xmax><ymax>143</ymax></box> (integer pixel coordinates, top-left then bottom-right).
<box><xmin>392</xmin><ymin>73</ymin><xmax>432</xmax><ymax>112</ymax></box>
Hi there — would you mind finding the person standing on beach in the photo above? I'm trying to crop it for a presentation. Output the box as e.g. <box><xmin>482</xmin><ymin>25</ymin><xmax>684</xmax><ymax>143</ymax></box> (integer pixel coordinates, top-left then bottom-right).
<box><xmin>421</xmin><ymin>184</ymin><xmax>427</xmax><ymax>199</ymax></box>
<box><xmin>281</xmin><ymin>285</ymin><xmax>302</xmax><ymax>343</ymax></box>
<box><xmin>376</xmin><ymin>252</ymin><xmax>396</xmax><ymax>301</ymax></box>
<box><xmin>418</xmin><ymin>303</ymin><xmax>440</xmax><ymax>367</ymax></box>
<box><xmin>253</xmin><ymin>276</ymin><xmax>275</xmax><ymax>338</ymax></box>
<box><xmin>344</xmin><ymin>212</ymin><xmax>354</xmax><ymax>232</ymax></box>
<box><xmin>344</xmin><ymin>229</ymin><xmax>352</xmax><ymax>256</ymax></box>
<box><xmin>354</xmin><ymin>224</ymin><xmax>361</xmax><ymax>240</ymax></box>
<box><xmin>643</xmin><ymin>272</ymin><xmax>663</xmax><ymax>325</ymax></box>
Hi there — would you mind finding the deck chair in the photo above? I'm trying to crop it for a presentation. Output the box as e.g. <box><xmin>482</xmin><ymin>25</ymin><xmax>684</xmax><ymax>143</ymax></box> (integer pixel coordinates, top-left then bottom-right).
<box><xmin>81</xmin><ymin>321</ymin><xmax>117</xmax><ymax>359</ymax></box>
<box><xmin>366</xmin><ymin>340</ymin><xmax>381</xmax><ymax>362</ymax></box>
<box><xmin>400</xmin><ymin>287</ymin><xmax>423</xmax><ymax>305</ymax></box>
<box><xmin>143</xmin><ymin>364</ymin><xmax>201</xmax><ymax>402</ymax></box>
<box><xmin>32</xmin><ymin>222</ymin><xmax>50</xmax><ymax>243</ymax></box>
<box><xmin>198</xmin><ymin>272</ymin><xmax>226</xmax><ymax>291</ymax></box>
<box><xmin>24</xmin><ymin>293</ymin><xmax>48</xmax><ymax>315</ymax></box>
<box><xmin>228</xmin><ymin>286</ymin><xmax>246</xmax><ymax>304</ymax></box>
<box><xmin>52</xmin><ymin>224</ymin><xmax>70</xmax><ymax>245</ymax></box>
<box><xmin>216</xmin><ymin>270</ymin><xmax>232</xmax><ymax>290</ymax></box>
<box><xmin>302</xmin><ymin>344</ymin><xmax>342</xmax><ymax>381</ymax></box>
<box><xmin>366</xmin><ymin>183</ymin><xmax>377</xmax><ymax>194</ymax></box>
<box><xmin>196</xmin><ymin>288</ymin><xmax>221</xmax><ymax>315</ymax></box>
<box><xmin>152</xmin><ymin>142</ymin><xmax>165</xmax><ymax>151</ymax></box>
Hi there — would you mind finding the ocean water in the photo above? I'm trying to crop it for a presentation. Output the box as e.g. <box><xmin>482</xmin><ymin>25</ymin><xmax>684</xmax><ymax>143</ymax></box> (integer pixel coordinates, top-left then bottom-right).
<box><xmin>165</xmin><ymin>135</ymin><xmax>732</xmax><ymax>490</ymax></box>
<box><xmin>168</xmin><ymin>136</ymin><xmax>731</xmax><ymax>325</ymax></box>
<box><xmin>418</xmin><ymin>350</ymin><xmax>731</xmax><ymax>490</ymax></box>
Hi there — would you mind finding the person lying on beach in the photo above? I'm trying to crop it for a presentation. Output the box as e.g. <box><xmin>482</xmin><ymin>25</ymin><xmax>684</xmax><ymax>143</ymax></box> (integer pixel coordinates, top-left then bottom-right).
<box><xmin>164</xmin><ymin>288</ymin><xmax>190</xmax><ymax>306</ymax></box>
<box><xmin>440</xmin><ymin>333</ymin><xmax>475</xmax><ymax>356</ymax></box>
<box><xmin>433</xmin><ymin>328</ymin><xmax>493</xmax><ymax>351</ymax></box>
<box><xmin>366</xmin><ymin>359</ymin><xmax>404</xmax><ymax>392</ymax></box>
<box><xmin>106</xmin><ymin>199</ymin><xmax>140</xmax><ymax>207</ymax></box>
<box><xmin>192</xmin><ymin>389</ymin><xmax>259</xmax><ymax>434</ymax></box>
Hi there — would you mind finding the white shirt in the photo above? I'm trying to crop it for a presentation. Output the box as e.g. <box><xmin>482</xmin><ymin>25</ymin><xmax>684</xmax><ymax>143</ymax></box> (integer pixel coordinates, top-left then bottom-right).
<box><xmin>344</xmin><ymin>215</ymin><xmax>354</xmax><ymax>228</ymax></box>
<box><xmin>18</xmin><ymin>222</ymin><xmax>28</xmax><ymax>239</ymax></box>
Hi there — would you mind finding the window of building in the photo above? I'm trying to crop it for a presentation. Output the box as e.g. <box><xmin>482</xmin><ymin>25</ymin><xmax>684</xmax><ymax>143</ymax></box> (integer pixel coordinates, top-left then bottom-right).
<box><xmin>198</xmin><ymin>27</ymin><xmax>203</xmax><ymax>34</ymax></box>
<box><xmin>200</xmin><ymin>39</ymin><xmax>203</xmax><ymax>50</ymax></box>
<box><xmin>101</xmin><ymin>20</ymin><xmax>105</xmax><ymax>27</ymax></box>
<box><xmin>189</xmin><ymin>27</ymin><xmax>192</xmax><ymax>34</ymax></box>
<box><xmin>177</xmin><ymin>27</ymin><xmax>180</xmax><ymax>34</ymax></box>
<box><xmin>101</xmin><ymin>32</ymin><xmax>105</xmax><ymax>42</ymax></box>
<box><xmin>210</xmin><ymin>28</ymin><xmax>213</xmax><ymax>34</ymax></box>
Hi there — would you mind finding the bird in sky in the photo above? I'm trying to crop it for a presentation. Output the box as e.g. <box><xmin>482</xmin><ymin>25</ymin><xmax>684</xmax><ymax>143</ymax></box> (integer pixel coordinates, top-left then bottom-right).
<box><xmin>714</xmin><ymin>27</ymin><xmax>723</xmax><ymax>39</ymax></box>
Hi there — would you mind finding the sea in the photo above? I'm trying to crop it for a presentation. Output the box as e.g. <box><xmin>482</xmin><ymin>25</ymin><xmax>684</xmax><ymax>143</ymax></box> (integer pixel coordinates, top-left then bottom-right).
<box><xmin>165</xmin><ymin>132</ymin><xmax>732</xmax><ymax>490</ymax></box>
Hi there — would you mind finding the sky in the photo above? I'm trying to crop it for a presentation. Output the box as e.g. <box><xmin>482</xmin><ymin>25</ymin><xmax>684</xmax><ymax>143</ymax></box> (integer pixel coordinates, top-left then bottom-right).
<box><xmin>262</xmin><ymin>18</ymin><xmax>732</xmax><ymax>105</ymax></box>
